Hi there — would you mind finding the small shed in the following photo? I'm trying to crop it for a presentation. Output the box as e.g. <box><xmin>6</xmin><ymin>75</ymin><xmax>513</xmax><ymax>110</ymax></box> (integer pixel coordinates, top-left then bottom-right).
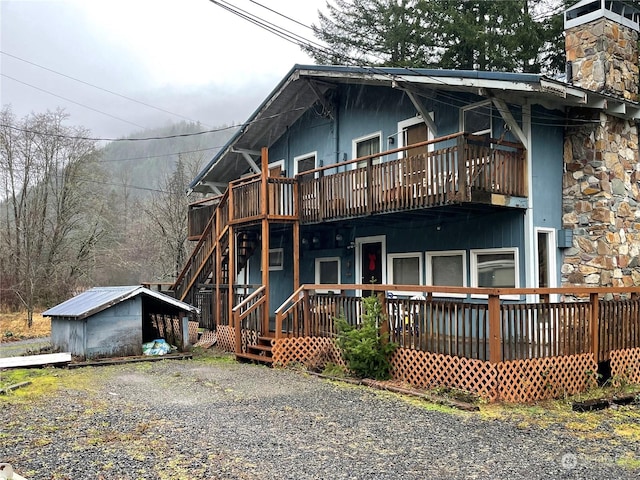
<box><xmin>43</xmin><ymin>286</ymin><xmax>198</xmax><ymax>359</ymax></box>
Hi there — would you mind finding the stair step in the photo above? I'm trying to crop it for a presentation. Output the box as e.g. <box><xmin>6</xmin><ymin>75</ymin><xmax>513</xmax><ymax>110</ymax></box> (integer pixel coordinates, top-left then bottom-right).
<box><xmin>236</xmin><ymin>352</ymin><xmax>274</xmax><ymax>364</ymax></box>
<box><xmin>247</xmin><ymin>344</ymin><xmax>272</xmax><ymax>353</ymax></box>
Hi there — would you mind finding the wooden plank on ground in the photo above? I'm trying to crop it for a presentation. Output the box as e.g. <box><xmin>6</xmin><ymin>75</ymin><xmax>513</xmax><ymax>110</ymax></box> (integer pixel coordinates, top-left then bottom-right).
<box><xmin>0</xmin><ymin>352</ymin><xmax>71</xmax><ymax>369</ymax></box>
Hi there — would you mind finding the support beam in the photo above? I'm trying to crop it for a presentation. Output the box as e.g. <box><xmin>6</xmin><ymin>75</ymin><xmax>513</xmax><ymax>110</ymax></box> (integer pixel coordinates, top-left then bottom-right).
<box><xmin>261</xmin><ymin>147</ymin><xmax>270</xmax><ymax>335</ymax></box>
<box><xmin>306</xmin><ymin>79</ymin><xmax>334</xmax><ymax>119</ymax></box>
<box><xmin>240</xmin><ymin>151</ymin><xmax>261</xmax><ymax>174</ymax></box>
<box><xmin>491</xmin><ymin>97</ymin><xmax>528</xmax><ymax>146</ymax></box>
<box><xmin>404</xmin><ymin>89</ymin><xmax>438</xmax><ymax>136</ymax></box>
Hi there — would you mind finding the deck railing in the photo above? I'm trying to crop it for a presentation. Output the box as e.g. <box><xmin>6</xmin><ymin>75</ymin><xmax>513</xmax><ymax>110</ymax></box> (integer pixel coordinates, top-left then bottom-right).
<box><xmin>297</xmin><ymin>133</ymin><xmax>525</xmax><ymax>223</ymax></box>
<box><xmin>187</xmin><ymin>132</ymin><xmax>526</xmax><ymax>237</ymax></box>
<box><xmin>274</xmin><ymin>284</ymin><xmax>640</xmax><ymax>363</ymax></box>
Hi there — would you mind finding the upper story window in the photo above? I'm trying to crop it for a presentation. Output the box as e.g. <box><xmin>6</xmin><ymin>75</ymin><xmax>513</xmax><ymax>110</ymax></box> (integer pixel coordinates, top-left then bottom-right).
<box><xmin>397</xmin><ymin>115</ymin><xmax>434</xmax><ymax>158</ymax></box>
<box><xmin>461</xmin><ymin>101</ymin><xmax>492</xmax><ymax>136</ymax></box>
<box><xmin>294</xmin><ymin>151</ymin><xmax>317</xmax><ymax>177</ymax></box>
<box><xmin>353</xmin><ymin>132</ymin><xmax>382</xmax><ymax>167</ymax></box>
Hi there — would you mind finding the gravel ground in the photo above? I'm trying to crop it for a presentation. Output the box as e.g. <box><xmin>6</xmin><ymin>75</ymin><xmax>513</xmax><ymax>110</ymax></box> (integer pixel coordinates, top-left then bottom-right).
<box><xmin>1</xmin><ymin>352</ymin><xmax>639</xmax><ymax>480</ymax></box>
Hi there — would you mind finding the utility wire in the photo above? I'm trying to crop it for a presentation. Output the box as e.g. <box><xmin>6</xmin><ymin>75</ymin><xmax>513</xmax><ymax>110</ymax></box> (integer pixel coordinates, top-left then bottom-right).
<box><xmin>1</xmin><ymin>73</ymin><xmax>148</xmax><ymax>130</ymax></box>
<box><xmin>0</xmin><ymin>50</ymin><xmax>210</xmax><ymax>127</ymax></box>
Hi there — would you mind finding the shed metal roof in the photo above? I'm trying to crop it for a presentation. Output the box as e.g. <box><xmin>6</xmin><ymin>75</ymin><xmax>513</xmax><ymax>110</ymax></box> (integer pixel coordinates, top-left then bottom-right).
<box><xmin>43</xmin><ymin>286</ymin><xmax>199</xmax><ymax>320</ymax></box>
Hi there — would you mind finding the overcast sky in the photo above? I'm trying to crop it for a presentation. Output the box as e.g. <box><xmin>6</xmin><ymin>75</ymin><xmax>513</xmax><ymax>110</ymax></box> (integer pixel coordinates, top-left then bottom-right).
<box><xmin>0</xmin><ymin>0</ymin><xmax>327</xmax><ymax>139</ymax></box>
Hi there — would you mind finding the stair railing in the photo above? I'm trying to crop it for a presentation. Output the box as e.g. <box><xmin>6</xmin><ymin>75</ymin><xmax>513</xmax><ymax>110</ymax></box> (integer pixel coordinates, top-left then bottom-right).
<box><xmin>274</xmin><ymin>285</ymin><xmax>307</xmax><ymax>339</ymax></box>
<box><xmin>232</xmin><ymin>285</ymin><xmax>266</xmax><ymax>353</ymax></box>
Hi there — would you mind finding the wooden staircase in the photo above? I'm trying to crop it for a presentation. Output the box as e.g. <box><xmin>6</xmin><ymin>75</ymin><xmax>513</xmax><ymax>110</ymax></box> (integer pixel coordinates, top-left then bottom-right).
<box><xmin>236</xmin><ymin>335</ymin><xmax>275</xmax><ymax>364</ymax></box>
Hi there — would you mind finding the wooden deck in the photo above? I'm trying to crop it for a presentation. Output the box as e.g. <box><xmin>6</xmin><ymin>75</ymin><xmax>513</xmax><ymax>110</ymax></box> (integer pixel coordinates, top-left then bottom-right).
<box><xmin>187</xmin><ymin>132</ymin><xmax>526</xmax><ymax>238</ymax></box>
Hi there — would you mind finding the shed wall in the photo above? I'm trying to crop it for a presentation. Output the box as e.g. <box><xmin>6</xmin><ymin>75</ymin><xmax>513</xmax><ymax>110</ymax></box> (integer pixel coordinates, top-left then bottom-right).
<box><xmin>85</xmin><ymin>297</ymin><xmax>143</xmax><ymax>358</ymax></box>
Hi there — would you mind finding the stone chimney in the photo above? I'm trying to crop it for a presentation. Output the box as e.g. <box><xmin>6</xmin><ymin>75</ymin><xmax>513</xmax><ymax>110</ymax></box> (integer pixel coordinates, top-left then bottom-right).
<box><xmin>565</xmin><ymin>0</ymin><xmax>640</xmax><ymax>101</ymax></box>
<box><xmin>561</xmin><ymin>1</ymin><xmax>640</xmax><ymax>291</ymax></box>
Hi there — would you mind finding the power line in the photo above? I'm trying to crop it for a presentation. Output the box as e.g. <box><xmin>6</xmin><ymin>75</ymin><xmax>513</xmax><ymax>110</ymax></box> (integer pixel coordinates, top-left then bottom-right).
<box><xmin>0</xmin><ymin>107</ymin><xmax>304</xmax><ymax>142</ymax></box>
<box><xmin>0</xmin><ymin>50</ymin><xmax>210</xmax><ymax>127</ymax></box>
<box><xmin>1</xmin><ymin>73</ymin><xmax>148</xmax><ymax>130</ymax></box>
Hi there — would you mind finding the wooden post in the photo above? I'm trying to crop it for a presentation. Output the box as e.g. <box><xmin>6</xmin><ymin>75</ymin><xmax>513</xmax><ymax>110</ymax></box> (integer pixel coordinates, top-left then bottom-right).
<box><xmin>488</xmin><ymin>293</ymin><xmax>502</xmax><ymax>364</ymax></box>
<box><xmin>302</xmin><ymin>289</ymin><xmax>311</xmax><ymax>336</ymax></box>
<box><xmin>366</xmin><ymin>158</ymin><xmax>373</xmax><ymax>215</ymax></box>
<box><xmin>379</xmin><ymin>291</ymin><xmax>389</xmax><ymax>341</ymax></box>
<box><xmin>215</xmin><ymin>208</ymin><xmax>222</xmax><ymax>330</ymax></box>
<box><xmin>457</xmin><ymin>134</ymin><xmax>468</xmax><ymax>201</ymax></box>
<box><xmin>590</xmin><ymin>292</ymin><xmax>600</xmax><ymax>363</ymax></box>
<box><xmin>292</xmin><ymin>220</ymin><xmax>300</xmax><ymax>333</ymax></box>
<box><xmin>229</xmin><ymin>225</ymin><xmax>236</xmax><ymax>352</ymax></box>
<box><xmin>181</xmin><ymin>315</ymin><xmax>190</xmax><ymax>350</ymax></box>
<box><xmin>260</xmin><ymin>147</ymin><xmax>270</xmax><ymax>336</ymax></box>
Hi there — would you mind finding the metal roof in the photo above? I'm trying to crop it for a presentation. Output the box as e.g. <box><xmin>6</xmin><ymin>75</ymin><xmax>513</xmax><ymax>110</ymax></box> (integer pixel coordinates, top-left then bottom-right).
<box><xmin>43</xmin><ymin>286</ymin><xmax>199</xmax><ymax>320</ymax></box>
<box><xmin>188</xmin><ymin>64</ymin><xmax>640</xmax><ymax>195</ymax></box>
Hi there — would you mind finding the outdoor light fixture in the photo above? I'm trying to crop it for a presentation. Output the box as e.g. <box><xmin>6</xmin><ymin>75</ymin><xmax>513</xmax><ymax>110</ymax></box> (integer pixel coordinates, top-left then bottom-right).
<box><xmin>301</xmin><ymin>237</ymin><xmax>309</xmax><ymax>246</ymax></box>
<box><xmin>312</xmin><ymin>236</ymin><xmax>320</xmax><ymax>246</ymax></box>
<box><xmin>335</xmin><ymin>233</ymin><xmax>343</xmax><ymax>242</ymax></box>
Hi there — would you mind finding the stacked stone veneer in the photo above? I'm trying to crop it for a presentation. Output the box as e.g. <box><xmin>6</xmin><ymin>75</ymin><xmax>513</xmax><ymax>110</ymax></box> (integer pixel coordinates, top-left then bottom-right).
<box><xmin>562</xmin><ymin>113</ymin><xmax>640</xmax><ymax>290</ymax></box>
<box><xmin>566</xmin><ymin>17</ymin><xmax>639</xmax><ymax>101</ymax></box>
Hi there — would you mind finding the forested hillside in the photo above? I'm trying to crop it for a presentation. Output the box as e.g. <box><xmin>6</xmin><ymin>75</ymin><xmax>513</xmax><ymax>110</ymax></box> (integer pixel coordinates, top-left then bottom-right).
<box><xmin>0</xmin><ymin>107</ymin><xmax>236</xmax><ymax>319</ymax></box>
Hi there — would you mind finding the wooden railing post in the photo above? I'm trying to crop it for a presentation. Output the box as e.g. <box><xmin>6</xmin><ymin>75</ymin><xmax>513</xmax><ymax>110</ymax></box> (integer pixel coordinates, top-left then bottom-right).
<box><xmin>233</xmin><ymin>308</ymin><xmax>242</xmax><ymax>354</ymax></box>
<box><xmin>302</xmin><ymin>290</ymin><xmax>311</xmax><ymax>336</ymax></box>
<box><xmin>379</xmin><ymin>291</ymin><xmax>389</xmax><ymax>340</ymax></box>
<box><xmin>366</xmin><ymin>157</ymin><xmax>373</xmax><ymax>215</ymax></box>
<box><xmin>590</xmin><ymin>292</ymin><xmax>600</xmax><ymax>362</ymax></box>
<box><xmin>457</xmin><ymin>134</ymin><xmax>468</xmax><ymax>201</ymax></box>
<box><xmin>488</xmin><ymin>293</ymin><xmax>502</xmax><ymax>363</ymax></box>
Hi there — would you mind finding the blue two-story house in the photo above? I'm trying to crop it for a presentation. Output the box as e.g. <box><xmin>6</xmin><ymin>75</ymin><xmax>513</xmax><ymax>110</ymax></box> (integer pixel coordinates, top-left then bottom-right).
<box><xmin>169</xmin><ymin>0</ymin><xmax>640</xmax><ymax>401</ymax></box>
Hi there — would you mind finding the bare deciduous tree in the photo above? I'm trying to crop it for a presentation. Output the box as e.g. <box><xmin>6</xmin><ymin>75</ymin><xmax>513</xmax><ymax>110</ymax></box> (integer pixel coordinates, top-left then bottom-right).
<box><xmin>0</xmin><ymin>107</ymin><xmax>107</xmax><ymax>325</ymax></box>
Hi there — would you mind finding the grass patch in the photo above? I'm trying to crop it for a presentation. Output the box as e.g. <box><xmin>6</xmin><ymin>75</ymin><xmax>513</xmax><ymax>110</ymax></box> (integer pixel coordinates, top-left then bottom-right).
<box><xmin>617</xmin><ymin>453</ymin><xmax>640</xmax><ymax>470</ymax></box>
<box><xmin>1</xmin><ymin>310</ymin><xmax>50</xmax><ymax>339</ymax></box>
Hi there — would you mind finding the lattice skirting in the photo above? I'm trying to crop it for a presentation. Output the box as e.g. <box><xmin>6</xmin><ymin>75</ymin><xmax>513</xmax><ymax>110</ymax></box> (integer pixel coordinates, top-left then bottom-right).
<box><xmin>391</xmin><ymin>349</ymin><xmax>499</xmax><ymax>401</ymax></box>
<box><xmin>497</xmin><ymin>354</ymin><xmax>597</xmax><ymax>403</ymax></box>
<box><xmin>610</xmin><ymin>347</ymin><xmax>640</xmax><ymax>384</ymax></box>
<box><xmin>217</xmin><ymin>325</ymin><xmax>236</xmax><ymax>352</ymax></box>
<box><xmin>153</xmin><ymin>320</ymin><xmax>199</xmax><ymax>345</ymax></box>
<box><xmin>194</xmin><ymin>330</ymin><xmax>217</xmax><ymax>349</ymax></box>
<box><xmin>272</xmin><ymin>337</ymin><xmax>345</xmax><ymax>368</ymax></box>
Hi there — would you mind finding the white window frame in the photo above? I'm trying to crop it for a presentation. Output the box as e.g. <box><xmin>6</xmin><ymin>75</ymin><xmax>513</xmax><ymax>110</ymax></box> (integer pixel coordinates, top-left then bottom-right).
<box><xmin>268</xmin><ymin>248</ymin><xmax>284</xmax><ymax>271</ymax></box>
<box><xmin>269</xmin><ymin>159</ymin><xmax>285</xmax><ymax>176</ymax></box>
<box><xmin>396</xmin><ymin>114</ymin><xmax>435</xmax><ymax>158</ymax></box>
<box><xmin>352</xmin><ymin>131</ymin><xmax>382</xmax><ymax>168</ymax></box>
<box><xmin>294</xmin><ymin>151</ymin><xmax>317</xmax><ymax>178</ymax></box>
<box><xmin>315</xmin><ymin>256</ymin><xmax>341</xmax><ymax>294</ymax></box>
<box><xmin>461</xmin><ymin>100</ymin><xmax>492</xmax><ymax>136</ymax></box>
<box><xmin>388</xmin><ymin>252</ymin><xmax>423</xmax><ymax>296</ymax></box>
<box><xmin>535</xmin><ymin>227</ymin><xmax>558</xmax><ymax>301</ymax></box>
<box><xmin>426</xmin><ymin>250</ymin><xmax>467</xmax><ymax>298</ymax></box>
<box><xmin>470</xmin><ymin>247</ymin><xmax>519</xmax><ymax>299</ymax></box>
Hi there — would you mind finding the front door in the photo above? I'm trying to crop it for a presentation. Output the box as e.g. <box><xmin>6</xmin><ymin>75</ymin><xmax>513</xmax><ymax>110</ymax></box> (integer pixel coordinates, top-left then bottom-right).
<box><xmin>356</xmin><ymin>235</ymin><xmax>386</xmax><ymax>296</ymax></box>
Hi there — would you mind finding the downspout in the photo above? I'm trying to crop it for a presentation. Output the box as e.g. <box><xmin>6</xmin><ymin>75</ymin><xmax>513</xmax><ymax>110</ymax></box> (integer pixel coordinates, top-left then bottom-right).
<box><xmin>522</xmin><ymin>104</ymin><xmax>536</xmax><ymax>297</ymax></box>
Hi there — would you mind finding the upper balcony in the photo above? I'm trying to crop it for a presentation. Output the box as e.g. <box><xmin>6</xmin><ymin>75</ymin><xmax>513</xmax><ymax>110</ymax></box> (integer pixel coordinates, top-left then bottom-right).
<box><xmin>188</xmin><ymin>132</ymin><xmax>527</xmax><ymax>238</ymax></box>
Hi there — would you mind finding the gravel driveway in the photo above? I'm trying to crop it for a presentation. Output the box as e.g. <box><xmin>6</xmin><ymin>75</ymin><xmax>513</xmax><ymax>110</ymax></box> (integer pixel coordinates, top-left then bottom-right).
<box><xmin>1</xmin><ymin>352</ymin><xmax>639</xmax><ymax>480</ymax></box>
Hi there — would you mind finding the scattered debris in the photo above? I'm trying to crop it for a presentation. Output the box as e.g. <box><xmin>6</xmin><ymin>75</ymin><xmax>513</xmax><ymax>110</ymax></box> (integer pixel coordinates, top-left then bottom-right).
<box><xmin>142</xmin><ymin>339</ymin><xmax>175</xmax><ymax>356</ymax></box>
<box><xmin>307</xmin><ymin>372</ymin><xmax>479</xmax><ymax>412</ymax></box>
<box><xmin>572</xmin><ymin>392</ymin><xmax>640</xmax><ymax>412</ymax></box>
<box><xmin>0</xmin><ymin>381</ymin><xmax>32</xmax><ymax>395</ymax></box>
<box><xmin>0</xmin><ymin>352</ymin><xmax>71</xmax><ymax>370</ymax></box>
<box><xmin>0</xmin><ymin>463</ymin><xmax>28</xmax><ymax>480</ymax></box>
<box><xmin>68</xmin><ymin>352</ymin><xmax>192</xmax><ymax>369</ymax></box>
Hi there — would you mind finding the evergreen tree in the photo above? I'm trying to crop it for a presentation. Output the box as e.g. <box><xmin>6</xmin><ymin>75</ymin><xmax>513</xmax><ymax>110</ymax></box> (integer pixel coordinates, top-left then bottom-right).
<box><xmin>308</xmin><ymin>0</ymin><xmax>570</xmax><ymax>74</ymax></box>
